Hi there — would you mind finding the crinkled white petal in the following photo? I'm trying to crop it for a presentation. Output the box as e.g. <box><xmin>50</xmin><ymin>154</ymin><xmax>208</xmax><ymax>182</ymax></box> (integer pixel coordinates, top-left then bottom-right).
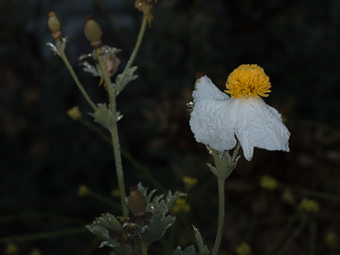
<box><xmin>193</xmin><ymin>76</ymin><xmax>229</xmax><ymax>102</ymax></box>
<box><xmin>189</xmin><ymin>75</ymin><xmax>290</xmax><ymax>161</ymax></box>
<box><xmin>232</xmin><ymin>97</ymin><xmax>290</xmax><ymax>160</ymax></box>
<box><xmin>190</xmin><ymin>76</ymin><xmax>236</xmax><ymax>151</ymax></box>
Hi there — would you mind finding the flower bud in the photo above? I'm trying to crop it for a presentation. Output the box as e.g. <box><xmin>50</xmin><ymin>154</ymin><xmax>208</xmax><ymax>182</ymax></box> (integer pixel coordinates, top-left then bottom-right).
<box><xmin>128</xmin><ymin>187</ymin><xmax>147</xmax><ymax>215</ymax></box>
<box><xmin>48</xmin><ymin>11</ymin><xmax>62</xmax><ymax>40</ymax></box>
<box><xmin>84</xmin><ymin>15</ymin><xmax>102</xmax><ymax>48</ymax></box>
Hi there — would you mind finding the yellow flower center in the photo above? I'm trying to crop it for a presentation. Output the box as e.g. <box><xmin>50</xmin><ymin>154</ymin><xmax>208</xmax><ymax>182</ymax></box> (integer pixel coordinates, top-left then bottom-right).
<box><xmin>225</xmin><ymin>64</ymin><xmax>271</xmax><ymax>98</ymax></box>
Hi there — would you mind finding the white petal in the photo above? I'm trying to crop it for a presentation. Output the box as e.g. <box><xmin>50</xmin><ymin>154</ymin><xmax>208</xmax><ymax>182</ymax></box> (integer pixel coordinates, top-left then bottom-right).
<box><xmin>233</xmin><ymin>97</ymin><xmax>290</xmax><ymax>161</ymax></box>
<box><xmin>193</xmin><ymin>76</ymin><xmax>229</xmax><ymax>102</ymax></box>
<box><xmin>190</xmin><ymin>76</ymin><xmax>236</xmax><ymax>151</ymax></box>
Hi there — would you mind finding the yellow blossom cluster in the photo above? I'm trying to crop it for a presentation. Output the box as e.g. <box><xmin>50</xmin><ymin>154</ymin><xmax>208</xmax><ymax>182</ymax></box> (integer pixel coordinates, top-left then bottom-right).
<box><xmin>300</xmin><ymin>198</ymin><xmax>319</xmax><ymax>213</ymax></box>
<box><xmin>236</xmin><ymin>242</ymin><xmax>251</xmax><ymax>255</ymax></box>
<box><xmin>182</xmin><ymin>176</ymin><xmax>198</xmax><ymax>191</ymax></box>
<box><xmin>171</xmin><ymin>198</ymin><xmax>190</xmax><ymax>214</ymax></box>
<box><xmin>78</xmin><ymin>185</ymin><xmax>89</xmax><ymax>197</ymax></box>
<box><xmin>259</xmin><ymin>175</ymin><xmax>278</xmax><ymax>191</ymax></box>
<box><xmin>67</xmin><ymin>106</ymin><xmax>82</xmax><ymax>120</ymax></box>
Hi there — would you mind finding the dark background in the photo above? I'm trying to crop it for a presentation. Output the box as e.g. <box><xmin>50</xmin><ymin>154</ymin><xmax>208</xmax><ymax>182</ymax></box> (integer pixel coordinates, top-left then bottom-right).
<box><xmin>1</xmin><ymin>0</ymin><xmax>340</xmax><ymax>254</ymax></box>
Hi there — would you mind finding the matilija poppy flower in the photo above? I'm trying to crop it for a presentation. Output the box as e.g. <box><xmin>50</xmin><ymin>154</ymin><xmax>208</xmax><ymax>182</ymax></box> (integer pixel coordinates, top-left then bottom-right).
<box><xmin>189</xmin><ymin>64</ymin><xmax>290</xmax><ymax>161</ymax></box>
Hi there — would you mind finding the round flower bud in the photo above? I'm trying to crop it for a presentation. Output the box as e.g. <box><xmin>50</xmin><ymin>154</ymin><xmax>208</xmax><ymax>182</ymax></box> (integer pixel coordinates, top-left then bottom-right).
<box><xmin>128</xmin><ymin>187</ymin><xmax>147</xmax><ymax>215</ymax></box>
<box><xmin>48</xmin><ymin>11</ymin><xmax>62</xmax><ymax>40</ymax></box>
<box><xmin>84</xmin><ymin>15</ymin><xmax>102</xmax><ymax>48</ymax></box>
<box><xmin>48</xmin><ymin>11</ymin><xmax>60</xmax><ymax>32</ymax></box>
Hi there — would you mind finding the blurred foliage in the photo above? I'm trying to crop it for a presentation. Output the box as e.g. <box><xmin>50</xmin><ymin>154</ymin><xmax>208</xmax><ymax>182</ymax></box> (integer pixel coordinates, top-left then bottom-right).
<box><xmin>1</xmin><ymin>0</ymin><xmax>340</xmax><ymax>254</ymax></box>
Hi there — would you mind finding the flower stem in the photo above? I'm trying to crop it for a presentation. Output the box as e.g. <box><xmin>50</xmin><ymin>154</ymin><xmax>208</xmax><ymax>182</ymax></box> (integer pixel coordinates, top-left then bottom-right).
<box><xmin>110</xmin><ymin>126</ymin><xmax>128</xmax><ymax>217</ymax></box>
<box><xmin>117</xmin><ymin>14</ymin><xmax>148</xmax><ymax>92</ymax></box>
<box><xmin>0</xmin><ymin>227</ymin><xmax>86</xmax><ymax>243</ymax></box>
<box><xmin>211</xmin><ymin>178</ymin><xmax>225</xmax><ymax>255</ymax></box>
<box><xmin>96</xmin><ymin>48</ymin><xmax>116</xmax><ymax>112</ymax></box>
<box><xmin>309</xmin><ymin>218</ymin><xmax>316</xmax><ymax>255</ymax></box>
<box><xmin>96</xmin><ymin>47</ymin><xmax>128</xmax><ymax>218</ymax></box>
<box><xmin>265</xmin><ymin>212</ymin><xmax>300</xmax><ymax>255</ymax></box>
<box><xmin>87</xmin><ymin>190</ymin><xmax>121</xmax><ymax>210</ymax></box>
<box><xmin>141</xmin><ymin>242</ymin><xmax>148</xmax><ymax>255</ymax></box>
<box><xmin>58</xmin><ymin>48</ymin><xmax>97</xmax><ymax>111</ymax></box>
<box><xmin>275</xmin><ymin>215</ymin><xmax>307</xmax><ymax>255</ymax></box>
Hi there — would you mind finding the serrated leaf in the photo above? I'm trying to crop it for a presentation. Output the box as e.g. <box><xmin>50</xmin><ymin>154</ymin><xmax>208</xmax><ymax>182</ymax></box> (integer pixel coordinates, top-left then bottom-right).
<box><xmin>172</xmin><ymin>245</ymin><xmax>197</xmax><ymax>255</ymax></box>
<box><xmin>167</xmin><ymin>191</ymin><xmax>186</xmax><ymax>209</ymax></box>
<box><xmin>193</xmin><ymin>225</ymin><xmax>209</xmax><ymax>255</ymax></box>
<box><xmin>90</xmin><ymin>103</ymin><xmax>120</xmax><ymax>130</ymax></box>
<box><xmin>183</xmin><ymin>245</ymin><xmax>197</xmax><ymax>255</ymax></box>
<box><xmin>116</xmin><ymin>66</ymin><xmax>138</xmax><ymax>92</ymax></box>
<box><xmin>97</xmin><ymin>213</ymin><xmax>123</xmax><ymax>232</ymax></box>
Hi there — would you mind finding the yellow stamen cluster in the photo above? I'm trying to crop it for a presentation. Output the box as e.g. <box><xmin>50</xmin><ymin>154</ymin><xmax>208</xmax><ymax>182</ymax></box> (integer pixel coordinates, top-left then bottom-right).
<box><xmin>225</xmin><ymin>64</ymin><xmax>271</xmax><ymax>98</ymax></box>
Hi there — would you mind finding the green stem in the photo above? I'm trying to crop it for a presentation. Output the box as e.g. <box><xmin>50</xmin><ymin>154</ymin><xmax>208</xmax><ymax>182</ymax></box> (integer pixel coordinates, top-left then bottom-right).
<box><xmin>58</xmin><ymin>48</ymin><xmax>97</xmax><ymax>111</ymax></box>
<box><xmin>87</xmin><ymin>190</ymin><xmax>121</xmax><ymax>210</ymax></box>
<box><xmin>309</xmin><ymin>218</ymin><xmax>316</xmax><ymax>255</ymax></box>
<box><xmin>96</xmin><ymin>47</ymin><xmax>128</xmax><ymax>218</ymax></box>
<box><xmin>275</xmin><ymin>215</ymin><xmax>308</xmax><ymax>255</ymax></box>
<box><xmin>110</xmin><ymin>126</ymin><xmax>128</xmax><ymax>217</ymax></box>
<box><xmin>231</xmin><ymin>142</ymin><xmax>241</xmax><ymax>162</ymax></box>
<box><xmin>141</xmin><ymin>242</ymin><xmax>148</xmax><ymax>255</ymax></box>
<box><xmin>0</xmin><ymin>227</ymin><xmax>86</xmax><ymax>244</ymax></box>
<box><xmin>0</xmin><ymin>212</ymin><xmax>83</xmax><ymax>224</ymax></box>
<box><xmin>279</xmin><ymin>184</ymin><xmax>340</xmax><ymax>202</ymax></box>
<box><xmin>265</xmin><ymin>212</ymin><xmax>300</xmax><ymax>255</ymax></box>
<box><xmin>79</xmin><ymin>118</ymin><xmax>165</xmax><ymax>193</ymax></box>
<box><xmin>211</xmin><ymin>178</ymin><xmax>225</xmax><ymax>255</ymax></box>
<box><xmin>80</xmin><ymin>118</ymin><xmax>112</xmax><ymax>144</ymax></box>
<box><xmin>96</xmin><ymin>48</ymin><xmax>116</xmax><ymax>112</ymax></box>
<box><xmin>117</xmin><ymin>14</ymin><xmax>148</xmax><ymax>92</ymax></box>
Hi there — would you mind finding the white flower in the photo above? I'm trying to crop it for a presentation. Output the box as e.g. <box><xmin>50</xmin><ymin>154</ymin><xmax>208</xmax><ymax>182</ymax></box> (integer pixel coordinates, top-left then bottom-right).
<box><xmin>189</xmin><ymin>64</ymin><xmax>290</xmax><ymax>161</ymax></box>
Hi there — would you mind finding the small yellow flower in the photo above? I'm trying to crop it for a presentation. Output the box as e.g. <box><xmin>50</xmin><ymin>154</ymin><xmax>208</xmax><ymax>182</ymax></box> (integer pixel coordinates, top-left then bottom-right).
<box><xmin>30</xmin><ymin>249</ymin><xmax>42</xmax><ymax>255</ymax></box>
<box><xmin>5</xmin><ymin>243</ymin><xmax>18</xmax><ymax>255</ymax></box>
<box><xmin>324</xmin><ymin>231</ymin><xmax>338</xmax><ymax>248</ymax></box>
<box><xmin>67</xmin><ymin>106</ymin><xmax>82</xmax><ymax>120</ymax></box>
<box><xmin>111</xmin><ymin>189</ymin><xmax>120</xmax><ymax>198</ymax></box>
<box><xmin>171</xmin><ymin>198</ymin><xmax>190</xmax><ymax>214</ymax></box>
<box><xmin>78</xmin><ymin>185</ymin><xmax>89</xmax><ymax>197</ymax></box>
<box><xmin>260</xmin><ymin>175</ymin><xmax>278</xmax><ymax>191</ymax></box>
<box><xmin>236</xmin><ymin>242</ymin><xmax>251</xmax><ymax>255</ymax></box>
<box><xmin>182</xmin><ymin>176</ymin><xmax>198</xmax><ymax>191</ymax></box>
<box><xmin>281</xmin><ymin>189</ymin><xmax>295</xmax><ymax>204</ymax></box>
<box><xmin>300</xmin><ymin>198</ymin><xmax>319</xmax><ymax>213</ymax></box>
